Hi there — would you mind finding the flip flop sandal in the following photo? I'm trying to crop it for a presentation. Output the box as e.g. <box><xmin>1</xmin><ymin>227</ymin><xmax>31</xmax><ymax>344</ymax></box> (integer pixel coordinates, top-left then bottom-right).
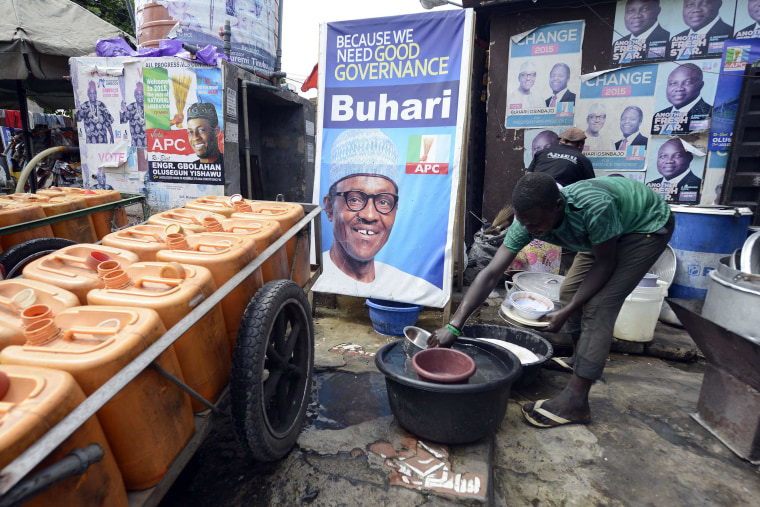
<box><xmin>521</xmin><ymin>400</ymin><xmax>591</xmax><ymax>428</ymax></box>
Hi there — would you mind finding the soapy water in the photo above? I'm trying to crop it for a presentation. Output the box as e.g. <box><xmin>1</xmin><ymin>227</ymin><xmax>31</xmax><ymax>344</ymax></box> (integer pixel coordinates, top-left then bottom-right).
<box><xmin>380</xmin><ymin>341</ymin><xmax>513</xmax><ymax>385</ymax></box>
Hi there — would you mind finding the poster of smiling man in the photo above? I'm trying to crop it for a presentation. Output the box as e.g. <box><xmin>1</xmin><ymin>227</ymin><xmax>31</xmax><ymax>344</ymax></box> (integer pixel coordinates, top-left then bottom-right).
<box><xmin>576</xmin><ymin>64</ymin><xmax>659</xmax><ymax>171</ymax></box>
<box><xmin>645</xmin><ymin>136</ymin><xmax>707</xmax><ymax>203</ymax></box>
<box><xmin>611</xmin><ymin>0</ymin><xmax>672</xmax><ymax>64</ymax></box>
<box><xmin>666</xmin><ymin>0</ymin><xmax>736</xmax><ymax>60</ymax></box>
<box><xmin>651</xmin><ymin>59</ymin><xmax>720</xmax><ymax>135</ymax></box>
<box><xmin>311</xmin><ymin>10</ymin><xmax>474</xmax><ymax>309</ymax></box>
<box><xmin>506</xmin><ymin>21</ymin><xmax>585</xmax><ymax>129</ymax></box>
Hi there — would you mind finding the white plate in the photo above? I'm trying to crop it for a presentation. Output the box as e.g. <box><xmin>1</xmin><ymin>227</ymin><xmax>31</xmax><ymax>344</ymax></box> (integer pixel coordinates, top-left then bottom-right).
<box><xmin>498</xmin><ymin>305</ymin><xmax>550</xmax><ymax>328</ymax></box>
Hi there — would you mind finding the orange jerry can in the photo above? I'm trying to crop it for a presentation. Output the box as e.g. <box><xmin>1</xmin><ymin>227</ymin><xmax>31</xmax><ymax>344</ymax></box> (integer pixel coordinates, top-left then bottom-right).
<box><xmin>0</xmin><ymin>193</ymin><xmax>51</xmax><ymax>204</ymax></box>
<box><xmin>232</xmin><ymin>201</ymin><xmax>310</xmax><ymax>287</ymax></box>
<box><xmin>35</xmin><ymin>187</ymin><xmax>69</xmax><ymax>198</ymax></box>
<box><xmin>0</xmin><ymin>306</ymin><xmax>195</xmax><ymax>490</ymax></box>
<box><xmin>147</xmin><ymin>208</ymin><xmax>226</xmax><ymax>233</ymax></box>
<box><xmin>102</xmin><ymin>224</ymin><xmax>195</xmax><ymax>262</ymax></box>
<box><xmin>184</xmin><ymin>195</ymin><xmax>236</xmax><ymax>217</ymax></box>
<box><xmin>0</xmin><ymin>365</ymin><xmax>128</xmax><ymax>507</ymax></box>
<box><xmin>0</xmin><ymin>279</ymin><xmax>79</xmax><ymax>351</ymax></box>
<box><xmin>22</xmin><ymin>244</ymin><xmax>140</xmax><ymax>304</ymax></box>
<box><xmin>38</xmin><ymin>195</ymin><xmax>98</xmax><ymax>244</ymax></box>
<box><xmin>156</xmin><ymin>232</ymin><xmax>263</xmax><ymax>350</ymax></box>
<box><xmin>58</xmin><ymin>188</ymin><xmax>128</xmax><ymax>240</ymax></box>
<box><xmin>215</xmin><ymin>217</ymin><xmax>289</xmax><ymax>283</ymax></box>
<box><xmin>0</xmin><ymin>201</ymin><xmax>54</xmax><ymax>251</ymax></box>
<box><xmin>87</xmin><ymin>262</ymin><xmax>230</xmax><ymax>412</ymax></box>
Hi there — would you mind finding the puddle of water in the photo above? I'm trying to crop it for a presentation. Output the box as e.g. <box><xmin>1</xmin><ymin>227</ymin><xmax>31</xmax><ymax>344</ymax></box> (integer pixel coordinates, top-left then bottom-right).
<box><xmin>303</xmin><ymin>371</ymin><xmax>391</xmax><ymax>432</ymax></box>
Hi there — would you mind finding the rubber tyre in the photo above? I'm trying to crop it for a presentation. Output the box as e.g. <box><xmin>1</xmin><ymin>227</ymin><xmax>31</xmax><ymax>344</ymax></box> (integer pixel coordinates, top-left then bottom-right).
<box><xmin>231</xmin><ymin>279</ymin><xmax>314</xmax><ymax>462</ymax></box>
<box><xmin>0</xmin><ymin>238</ymin><xmax>77</xmax><ymax>279</ymax></box>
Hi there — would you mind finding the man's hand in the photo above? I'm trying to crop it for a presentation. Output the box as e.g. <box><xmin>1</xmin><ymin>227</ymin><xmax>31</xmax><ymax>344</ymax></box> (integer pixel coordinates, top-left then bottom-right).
<box><xmin>543</xmin><ymin>305</ymin><xmax>573</xmax><ymax>333</ymax></box>
<box><xmin>427</xmin><ymin>327</ymin><xmax>457</xmax><ymax>348</ymax></box>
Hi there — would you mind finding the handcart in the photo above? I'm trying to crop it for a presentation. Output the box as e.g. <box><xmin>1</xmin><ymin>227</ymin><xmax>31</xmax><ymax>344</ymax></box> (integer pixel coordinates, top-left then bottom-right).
<box><xmin>0</xmin><ymin>202</ymin><xmax>324</xmax><ymax>507</ymax></box>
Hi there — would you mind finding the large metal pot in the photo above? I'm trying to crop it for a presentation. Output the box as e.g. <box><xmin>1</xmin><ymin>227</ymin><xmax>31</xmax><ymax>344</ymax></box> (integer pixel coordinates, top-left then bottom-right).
<box><xmin>702</xmin><ymin>257</ymin><xmax>760</xmax><ymax>344</ymax></box>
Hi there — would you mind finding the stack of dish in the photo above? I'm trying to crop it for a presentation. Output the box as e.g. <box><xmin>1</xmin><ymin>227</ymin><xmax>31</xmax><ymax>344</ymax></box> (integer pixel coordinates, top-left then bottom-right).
<box><xmin>499</xmin><ymin>291</ymin><xmax>554</xmax><ymax>329</ymax></box>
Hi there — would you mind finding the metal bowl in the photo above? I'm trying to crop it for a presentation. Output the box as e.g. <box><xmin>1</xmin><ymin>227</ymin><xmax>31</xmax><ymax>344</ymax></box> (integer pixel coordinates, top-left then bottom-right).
<box><xmin>403</xmin><ymin>326</ymin><xmax>430</xmax><ymax>358</ymax></box>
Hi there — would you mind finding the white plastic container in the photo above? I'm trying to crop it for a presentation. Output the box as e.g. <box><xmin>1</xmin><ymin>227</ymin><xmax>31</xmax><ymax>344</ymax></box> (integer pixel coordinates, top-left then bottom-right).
<box><xmin>613</xmin><ymin>281</ymin><xmax>668</xmax><ymax>342</ymax></box>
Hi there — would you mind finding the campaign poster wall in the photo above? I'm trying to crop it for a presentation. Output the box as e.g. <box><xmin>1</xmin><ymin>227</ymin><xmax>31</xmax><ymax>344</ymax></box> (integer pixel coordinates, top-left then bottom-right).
<box><xmin>311</xmin><ymin>10</ymin><xmax>473</xmax><ymax>308</ymax></box>
<box><xmin>709</xmin><ymin>39</ymin><xmax>760</xmax><ymax>149</ymax></box>
<box><xmin>576</xmin><ymin>65</ymin><xmax>659</xmax><ymax>170</ymax></box>
<box><xmin>650</xmin><ymin>59</ymin><xmax>720</xmax><ymax>135</ymax></box>
<box><xmin>644</xmin><ymin>135</ymin><xmax>707</xmax><ymax>203</ymax></box>
<box><xmin>611</xmin><ymin>0</ymin><xmax>737</xmax><ymax>63</ymax></box>
<box><xmin>700</xmin><ymin>149</ymin><xmax>728</xmax><ymax>204</ymax></box>
<box><xmin>505</xmin><ymin>21</ymin><xmax>584</xmax><ymax>129</ymax></box>
<box><xmin>71</xmin><ymin>57</ymin><xmax>227</xmax><ymax>210</ymax></box>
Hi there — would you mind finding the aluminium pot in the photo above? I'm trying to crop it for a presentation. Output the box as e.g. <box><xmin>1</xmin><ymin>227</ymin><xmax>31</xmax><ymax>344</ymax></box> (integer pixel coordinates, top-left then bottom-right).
<box><xmin>702</xmin><ymin>257</ymin><xmax>760</xmax><ymax>344</ymax></box>
<box><xmin>375</xmin><ymin>338</ymin><xmax>522</xmax><ymax>444</ymax></box>
<box><xmin>506</xmin><ymin>271</ymin><xmax>564</xmax><ymax>307</ymax></box>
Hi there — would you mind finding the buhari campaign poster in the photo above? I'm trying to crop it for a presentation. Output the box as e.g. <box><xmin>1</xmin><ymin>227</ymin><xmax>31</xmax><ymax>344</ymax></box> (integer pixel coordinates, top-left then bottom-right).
<box><xmin>135</xmin><ymin>0</ymin><xmax>278</xmax><ymax>74</ymax></box>
<box><xmin>611</xmin><ymin>0</ymin><xmax>737</xmax><ymax>63</ymax></box>
<box><xmin>650</xmin><ymin>59</ymin><xmax>720</xmax><ymax>135</ymax></box>
<box><xmin>71</xmin><ymin>57</ymin><xmax>226</xmax><ymax>210</ymax></box>
<box><xmin>576</xmin><ymin>65</ymin><xmax>659</xmax><ymax>171</ymax></box>
<box><xmin>505</xmin><ymin>21</ymin><xmax>584</xmax><ymax>129</ymax></box>
<box><xmin>645</xmin><ymin>135</ymin><xmax>707</xmax><ymax>203</ymax></box>
<box><xmin>709</xmin><ymin>38</ymin><xmax>760</xmax><ymax>150</ymax></box>
<box><xmin>311</xmin><ymin>10</ymin><xmax>474</xmax><ymax>308</ymax></box>
<box><xmin>700</xmin><ymin>149</ymin><xmax>728</xmax><ymax>204</ymax></box>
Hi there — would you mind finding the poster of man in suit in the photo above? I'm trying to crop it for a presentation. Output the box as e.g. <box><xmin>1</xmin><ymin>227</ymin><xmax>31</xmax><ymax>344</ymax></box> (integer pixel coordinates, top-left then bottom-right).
<box><xmin>667</xmin><ymin>0</ymin><xmax>735</xmax><ymax>60</ymax></box>
<box><xmin>735</xmin><ymin>0</ymin><xmax>760</xmax><ymax>38</ymax></box>
<box><xmin>645</xmin><ymin>137</ymin><xmax>706</xmax><ymax>203</ymax></box>
<box><xmin>612</xmin><ymin>0</ymin><xmax>671</xmax><ymax>63</ymax></box>
<box><xmin>651</xmin><ymin>60</ymin><xmax>720</xmax><ymax>135</ymax></box>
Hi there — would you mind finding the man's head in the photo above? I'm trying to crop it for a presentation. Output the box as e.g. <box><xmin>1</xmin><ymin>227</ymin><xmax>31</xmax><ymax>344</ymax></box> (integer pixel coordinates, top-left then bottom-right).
<box><xmin>682</xmin><ymin>0</ymin><xmax>722</xmax><ymax>32</ymax></box>
<box><xmin>549</xmin><ymin>63</ymin><xmax>571</xmax><ymax>94</ymax></box>
<box><xmin>531</xmin><ymin>130</ymin><xmax>559</xmax><ymax>157</ymax></box>
<box><xmin>656</xmin><ymin>139</ymin><xmax>693</xmax><ymax>179</ymax></box>
<box><xmin>586</xmin><ymin>103</ymin><xmax>607</xmax><ymax>136</ymax></box>
<box><xmin>624</xmin><ymin>0</ymin><xmax>661</xmax><ymax>36</ymax></box>
<box><xmin>620</xmin><ymin>106</ymin><xmax>644</xmax><ymax>137</ymax></box>
<box><xmin>750</xmin><ymin>0</ymin><xmax>760</xmax><ymax>23</ymax></box>
<box><xmin>512</xmin><ymin>173</ymin><xmax>564</xmax><ymax>236</ymax></box>
<box><xmin>518</xmin><ymin>61</ymin><xmax>537</xmax><ymax>94</ymax></box>
<box><xmin>134</xmin><ymin>82</ymin><xmax>144</xmax><ymax>104</ymax></box>
<box><xmin>324</xmin><ymin>129</ymin><xmax>399</xmax><ymax>265</ymax></box>
<box><xmin>186</xmin><ymin>102</ymin><xmax>221</xmax><ymax>163</ymax></box>
<box><xmin>558</xmin><ymin>127</ymin><xmax>587</xmax><ymax>150</ymax></box>
<box><xmin>87</xmin><ymin>81</ymin><xmax>97</xmax><ymax>103</ymax></box>
<box><xmin>666</xmin><ymin>64</ymin><xmax>704</xmax><ymax>109</ymax></box>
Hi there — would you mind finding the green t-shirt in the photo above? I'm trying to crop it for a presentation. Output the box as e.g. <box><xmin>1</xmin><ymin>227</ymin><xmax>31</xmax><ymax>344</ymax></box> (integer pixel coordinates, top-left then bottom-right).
<box><xmin>504</xmin><ymin>177</ymin><xmax>671</xmax><ymax>254</ymax></box>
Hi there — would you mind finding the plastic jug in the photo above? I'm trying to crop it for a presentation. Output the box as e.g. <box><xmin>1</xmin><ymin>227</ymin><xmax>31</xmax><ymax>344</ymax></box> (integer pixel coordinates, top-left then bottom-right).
<box><xmin>185</xmin><ymin>195</ymin><xmax>236</xmax><ymax>217</ymax></box>
<box><xmin>35</xmin><ymin>187</ymin><xmax>69</xmax><ymax>198</ymax></box>
<box><xmin>22</xmin><ymin>244</ymin><xmax>140</xmax><ymax>304</ymax></box>
<box><xmin>232</xmin><ymin>201</ymin><xmax>310</xmax><ymax>287</ymax></box>
<box><xmin>0</xmin><ymin>201</ymin><xmax>55</xmax><ymax>251</ymax></box>
<box><xmin>156</xmin><ymin>232</ymin><xmax>263</xmax><ymax>349</ymax></box>
<box><xmin>216</xmin><ymin>217</ymin><xmax>289</xmax><ymax>282</ymax></box>
<box><xmin>57</xmin><ymin>188</ymin><xmax>128</xmax><ymax>240</ymax></box>
<box><xmin>102</xmin><ymin>224</ymin><xmax>195</xmax><ymax>262</ymax></box>
<box><xmin>0</xmin><ymin>306</ymin><xmax>195</xmax><ymax>490</ymax></box>
<box><xmin>148</xmin><ymin>208</ymin><xmax>227</xmax><ymax>233</ymax></box>
<box><xmin>0</xmin><ymin>279</ymin><xmax>79</xmax><ymax>351</ymax></box>
<box><xmin>87</xmin><ymin>262</ymin><xmax>230</xmax><ymax>412</ymax></box>
<box><xmin>38</xmin><ymin>195</ymin><xmax>98</xmax><ymax>243</ymax></box>
<box><xmin>0</xmin><ymin>365</ymin><xmax>127</xmax><ymax>507</ymax></box>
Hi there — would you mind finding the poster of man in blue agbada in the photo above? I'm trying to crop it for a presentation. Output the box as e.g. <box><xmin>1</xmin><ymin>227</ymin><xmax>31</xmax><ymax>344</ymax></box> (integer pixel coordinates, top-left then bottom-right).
<box><xmin>576</xmin><ymin>64</ymin><xmax>659</xmax><ymax>171</ymax></box>
<box><xmin>505</xmin><ymin>21</ymin><xmax>585</xmax><ymax>129</ymax></box>
<box><xmin>312</xmin><ymin>10</ymin><xmax>473</xmax><ymax>308</ymax></box>
<box><xmin>709</xmin><ymin>38</ymin><xmax>760</xmax><ymax>150</ymax></box>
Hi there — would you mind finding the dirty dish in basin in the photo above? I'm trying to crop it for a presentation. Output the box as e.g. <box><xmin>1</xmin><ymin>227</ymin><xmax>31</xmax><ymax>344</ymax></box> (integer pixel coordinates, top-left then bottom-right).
<box><xmin>508</xmin><ymin>291</ymin><xmax>554</xmax><ymax>321</ymax></box>
<box><xmin>411</xmin><ymin>348</ymin><xmax>476</xmax><ymax>383</ymax></box>
<box><xmin>403</xmin><ymin>326</ymin><xmax>430</xmax><ymax>358</ymax></box>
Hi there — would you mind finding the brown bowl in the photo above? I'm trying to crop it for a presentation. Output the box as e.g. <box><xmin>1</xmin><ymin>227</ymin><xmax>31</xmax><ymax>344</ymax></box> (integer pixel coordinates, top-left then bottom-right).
<box><xmin>412</xmin><ymin>348</ymin><xmax>477</xmax><ymax>383</ymax></box>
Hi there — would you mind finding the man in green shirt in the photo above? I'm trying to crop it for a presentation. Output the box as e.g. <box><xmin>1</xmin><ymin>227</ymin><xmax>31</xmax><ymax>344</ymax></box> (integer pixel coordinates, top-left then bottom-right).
<box><xmin>428</xmin><ymin>173</ymin><xmax>674</xmax><ymax>428</ymax></box>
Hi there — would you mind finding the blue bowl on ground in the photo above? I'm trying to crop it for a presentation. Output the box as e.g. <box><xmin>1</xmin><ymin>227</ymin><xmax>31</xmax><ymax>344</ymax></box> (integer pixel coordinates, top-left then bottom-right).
<box><xmin>366</xmin><ymin>299</ymin><xmax>422</xmax><ymax>336</ymax></box>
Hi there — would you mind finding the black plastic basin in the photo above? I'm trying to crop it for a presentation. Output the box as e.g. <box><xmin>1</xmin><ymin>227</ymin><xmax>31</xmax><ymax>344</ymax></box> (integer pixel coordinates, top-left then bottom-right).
<box><xmin>462</xmin><ymin>324</ymin><xmax>553</xmax><ymax>387</ymax></box>
<box><xmin>375</xmin><ymin>338</ymin><xmax>522</xmax><ymax>444</ymax></box>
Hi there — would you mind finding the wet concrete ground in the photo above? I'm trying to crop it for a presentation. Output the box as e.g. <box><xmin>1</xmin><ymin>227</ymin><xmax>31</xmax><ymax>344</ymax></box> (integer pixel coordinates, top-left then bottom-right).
<box><xmin>161</xmin><ymin>292</ymin><xmax>760</xmax><ymax>506</ymax></box>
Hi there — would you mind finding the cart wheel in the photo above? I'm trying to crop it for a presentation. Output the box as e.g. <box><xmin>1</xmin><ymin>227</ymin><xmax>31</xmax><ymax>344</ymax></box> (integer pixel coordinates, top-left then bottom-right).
<box><xmin>231</xmin><ymin>279</ymin><xmax>314</xmax><ymax>462</ymax></box>
<box><xmin>0</xmin><ymin>238</ymin><xmax>77</xmax><ymax>279</ymax></box>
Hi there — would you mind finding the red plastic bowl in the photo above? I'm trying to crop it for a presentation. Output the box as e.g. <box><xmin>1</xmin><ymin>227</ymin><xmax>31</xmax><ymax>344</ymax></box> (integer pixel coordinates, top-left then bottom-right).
<box><xmin>412</xmin><ymin>348</ymin><xmax>477</xmax><ymax>383</ymax></box>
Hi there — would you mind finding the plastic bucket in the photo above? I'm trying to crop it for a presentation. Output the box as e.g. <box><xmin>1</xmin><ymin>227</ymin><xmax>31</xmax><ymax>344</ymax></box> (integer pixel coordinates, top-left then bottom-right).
<box><xmin>613</xmin><ymin>281</ymin><xmax>668</xmax><ymax>342</ymax></box>
<box><xmin>669</xmin><ymin>206</ymin><xmax>752</xmax><ymax>299</ymax></box>
<box><xmin>366</xmin><ymin>299</ymin><xmax>422</xmax><ymax>337</ymax></box>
